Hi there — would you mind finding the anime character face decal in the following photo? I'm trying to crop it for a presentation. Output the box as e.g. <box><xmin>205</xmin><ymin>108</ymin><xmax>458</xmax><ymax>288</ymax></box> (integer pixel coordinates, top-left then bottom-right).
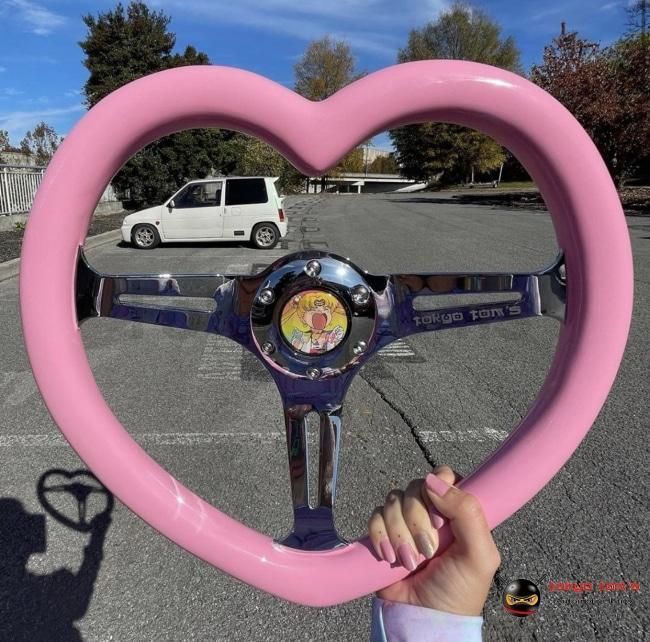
<box><xmin>280</xmin><ymin>290</ymin><xmax>348</xmax><ymax>355</ymax></box>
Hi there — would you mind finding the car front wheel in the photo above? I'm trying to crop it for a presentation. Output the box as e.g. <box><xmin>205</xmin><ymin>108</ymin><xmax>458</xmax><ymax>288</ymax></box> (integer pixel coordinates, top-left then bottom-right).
<box><xmin>132</xmin><ymin>224</ymin><xmax>160</xmax><ymax>249</ymax></box>
<box><xmin>251</xmin><ymin>223</ymin><xmax>279</xmax><ymax>249</ymax></box>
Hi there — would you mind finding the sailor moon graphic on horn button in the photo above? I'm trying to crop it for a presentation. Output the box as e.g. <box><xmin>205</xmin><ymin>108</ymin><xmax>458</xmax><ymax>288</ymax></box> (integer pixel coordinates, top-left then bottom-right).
<box><xmin>280</xmin><ymin>290</ymin><xmax>348</xmax><ymax>355</ymax></box>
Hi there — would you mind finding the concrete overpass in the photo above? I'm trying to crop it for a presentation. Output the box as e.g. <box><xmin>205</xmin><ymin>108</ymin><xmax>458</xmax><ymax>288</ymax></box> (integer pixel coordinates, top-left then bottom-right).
<box><xmin>306</xmin><ymin>172</ymin><xmax>426</xmax><ymax>194</ymax></box>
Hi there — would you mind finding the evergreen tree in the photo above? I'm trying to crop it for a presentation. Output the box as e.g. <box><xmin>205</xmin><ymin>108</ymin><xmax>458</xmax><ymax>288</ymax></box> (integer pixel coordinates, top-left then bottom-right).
<box><xmin>79</xmin><ymin>2</ymin><xmax>235</xmax><ymax>207</ymax></box>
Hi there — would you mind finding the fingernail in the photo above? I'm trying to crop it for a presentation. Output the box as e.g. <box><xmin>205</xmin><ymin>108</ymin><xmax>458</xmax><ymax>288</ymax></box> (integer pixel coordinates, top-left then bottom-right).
<box><xmin>397</xmin><ymin>543</ymin><xmax>418</xmax><ymax>572</ymax></box>
<box><xmin>428</xmin><ymin>507</ymin><xmax>446</xmax><ymax>530</ymax></box>
<box><xmin>379</xmin><ymin>537</ymin><xmax>396</xmax><ymax>564</ymax></box>
<box><xmin>425</xmin><ymin>473</ymin><xmax>451</xmax><ymax>497</ymax></box>
<box><xmin>414</xmin><ymin>532</ymin><xmax>436</xmax><ymax>559</ymax></box>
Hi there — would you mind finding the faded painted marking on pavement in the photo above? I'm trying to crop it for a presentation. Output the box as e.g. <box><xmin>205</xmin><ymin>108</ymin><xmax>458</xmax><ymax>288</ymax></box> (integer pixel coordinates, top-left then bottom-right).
<box><xmin>418</xmin><ymin>427</ymin><xmax>509</xmax><ymax>442</ymax></box>
<box><xmin>1</xmin><ymin>371</ymin><xmax>38</xmax><ymax>407</ymax></box>
<box><xmin>378</xmin><ymin>339</ymin><xmax>417</xmax><ymax>358</ymax></box>
<box><xmin>197</xmin><ymin>335</ymin><xmax>243</xmax><ymax>381</ymax></box>
<box><xmin>0</xmin><ymin>431</ymin><xmax>283</xmax><ymax>448</ymax></box>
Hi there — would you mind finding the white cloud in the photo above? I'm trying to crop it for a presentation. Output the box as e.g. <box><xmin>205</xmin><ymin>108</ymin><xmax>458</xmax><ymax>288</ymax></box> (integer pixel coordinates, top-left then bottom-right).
<box><xmin>153</xmin><ymin>0</ymin><xmax>449</xmax><ymax>57</ymax></box>
<box><xmin>0</xmin><ymin>54</ymin><xmax>57</xmax><ymax>64</ymax></box>
<box><xmin>0</xmin><ymin>87</ymin><xmax>23</xmax><ymax>97</ymax></box>
<box><xmin>0</xmin><ymin>104</ymin><xmax>83</xmax><ymax>141</ymax></box>
<box><xmin>530</xmin><ymin>6</ymin><xmax>564</xmax><ymax>22</ymax></box>
<box><xmin>5</xmin><ymin>0</ymin><xmax>66</xmax><ymax>35</ymax></box>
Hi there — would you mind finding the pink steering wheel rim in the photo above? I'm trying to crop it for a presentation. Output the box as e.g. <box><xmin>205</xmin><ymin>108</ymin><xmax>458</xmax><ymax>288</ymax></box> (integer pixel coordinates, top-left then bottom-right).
<box><xmin>20</xmin><ymin>61</ymin><xmax>633</xmax><ymax>606</ymax></box>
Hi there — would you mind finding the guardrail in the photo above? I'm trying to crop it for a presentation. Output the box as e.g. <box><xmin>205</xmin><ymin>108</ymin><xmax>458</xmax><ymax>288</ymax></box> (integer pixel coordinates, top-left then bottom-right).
<box><xmin>0</xmin><ymin>165</ymin><xmax>118</xmax><ymax>215</ymax></box>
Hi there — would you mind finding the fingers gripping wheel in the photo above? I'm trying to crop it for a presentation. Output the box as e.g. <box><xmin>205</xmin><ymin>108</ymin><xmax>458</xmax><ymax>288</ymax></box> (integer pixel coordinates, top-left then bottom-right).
<box><xmin>20</xmin><ymin>62</ymin><xmax>633</xmax><ymax>607</ymax></box>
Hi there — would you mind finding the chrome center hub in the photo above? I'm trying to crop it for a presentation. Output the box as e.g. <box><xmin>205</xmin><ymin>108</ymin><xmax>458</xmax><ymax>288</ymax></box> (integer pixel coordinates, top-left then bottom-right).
<box><xmin>251</xmin><ymin>252</ymin><xmax>378</xmax><ymax>378</ymax></box>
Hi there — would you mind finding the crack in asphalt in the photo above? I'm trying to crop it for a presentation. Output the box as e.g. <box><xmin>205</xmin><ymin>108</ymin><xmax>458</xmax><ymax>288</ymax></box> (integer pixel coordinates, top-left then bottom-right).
<box><xmin>359</xmin><ymin>370</ymin><xmax>437</xmax><ymax>468</ymax></box>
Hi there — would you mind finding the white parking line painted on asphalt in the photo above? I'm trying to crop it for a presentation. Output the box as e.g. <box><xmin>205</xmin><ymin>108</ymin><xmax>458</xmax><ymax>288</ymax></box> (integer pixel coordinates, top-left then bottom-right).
<box><xmin>378</xmin><ymin>339</ymin><xmax>416</xmax><ymax>357</ymax></box>
<box><xmin>225</xmin><ymin>263</ymin><xmax>250</xmax><ymax>273</ymax></box>
<box><xmin>1</xmin><ymin>371</ymin><xmax>38</xmax><ymax>407</ymax></box>
<box><xmin>0</xmin><ymin>434</ymin><xmax>68</xmax><ymax>447</ymax></box>
<box><xmin>224</xmin><ymin>255</ymin><xmax>287</xmax><ymax>274</ymax></box>
<box><xmin>197</xmin><ymin>334</ymin><xmax>243</xmax><ymax>381</ymax></box>
<box><xmin>0</xmin><ymin>431</ymin><xmax>284</xmax><ymax>448</ymax></box>
<box><xmin>138</xmin><ymin>432</ymin><xmax>284</xmax><ymax>445</ymax></box>
<box><xmin>418</xmin><ymin>428</ymin><xmax>509</xmax><ymax>442</ymax></box>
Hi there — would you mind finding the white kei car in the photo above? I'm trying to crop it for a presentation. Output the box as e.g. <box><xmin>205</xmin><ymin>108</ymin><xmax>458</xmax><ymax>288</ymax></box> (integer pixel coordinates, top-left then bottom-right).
<box><xmin>121</xmin><ymin>177</ymin><xmax>287</xmax><ymax>250</ymax></box>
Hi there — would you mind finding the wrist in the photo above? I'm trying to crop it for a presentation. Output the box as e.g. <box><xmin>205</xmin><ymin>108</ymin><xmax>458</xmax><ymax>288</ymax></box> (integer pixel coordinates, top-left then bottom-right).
<box><xmin>400</xmin><ymin>582</ymin><xmax>485</xmax><ymax>616</ymax></box>
<box><xmin>372</xmin><ymin>597</ymin><xmax>483</xmax><ymax>642</ymax></box>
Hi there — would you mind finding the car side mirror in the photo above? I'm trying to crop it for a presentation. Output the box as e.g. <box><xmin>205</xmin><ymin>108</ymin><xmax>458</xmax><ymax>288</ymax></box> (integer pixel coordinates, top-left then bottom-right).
<box><xmin>168</xmin><ymin>199</ymin><xmax>175</xmax><ymax>210</ymax></box>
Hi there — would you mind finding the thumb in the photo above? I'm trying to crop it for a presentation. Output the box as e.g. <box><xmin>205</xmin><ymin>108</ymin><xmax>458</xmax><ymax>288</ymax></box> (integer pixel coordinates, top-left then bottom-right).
<box><xmin>424</xmin><ymin>473</ymin><xmax>493</xmax><ymax>556</ymax></box>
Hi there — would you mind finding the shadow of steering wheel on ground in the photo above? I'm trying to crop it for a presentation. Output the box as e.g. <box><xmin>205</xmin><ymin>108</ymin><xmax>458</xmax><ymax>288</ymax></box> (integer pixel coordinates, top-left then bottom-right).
<box><xmin>116</xmin><ymin>240</ymin><xmax>260</xmax><ymax>250</ymax></box>
<box><xmin>0</xmin><ymin>469</ymin><xmax>113</xmax><ymax>642</ymax></box>
<box><xmin>384</xmin><ymin>191</ymin><xmax>547</xmax><ymax>209</ymax></box>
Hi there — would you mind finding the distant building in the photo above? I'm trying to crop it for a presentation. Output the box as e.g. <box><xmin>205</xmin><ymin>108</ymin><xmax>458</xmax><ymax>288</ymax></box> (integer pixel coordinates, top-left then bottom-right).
<box><xmin>363</xmin><ymin>147</ymin><xmax>392</xmax><ymax>165</ymax></box>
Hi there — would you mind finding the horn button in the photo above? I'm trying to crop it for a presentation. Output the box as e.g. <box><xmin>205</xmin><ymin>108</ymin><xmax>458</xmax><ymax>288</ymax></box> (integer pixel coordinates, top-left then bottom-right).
<box><xmin>251</xmin><ymin>252</ymin><xmax>382</xmax><ymax>378</ymax></box>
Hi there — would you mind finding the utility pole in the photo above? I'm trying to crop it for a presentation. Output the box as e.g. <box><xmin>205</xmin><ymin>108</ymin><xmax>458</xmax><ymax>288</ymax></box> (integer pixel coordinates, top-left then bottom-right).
<box><xmin>639</xmin><ymin>0</ymin><xmax>648</xmax><ymax>38</ymax></box>
<box><xmin>364</xmin><ymin>140</ymin><xmax>372</xmax><ymax>176</ymax></box>
<box><xmin>628</xmin><ymin>0</ymin><xmax>648</xmax><ymax>36</ymax></box>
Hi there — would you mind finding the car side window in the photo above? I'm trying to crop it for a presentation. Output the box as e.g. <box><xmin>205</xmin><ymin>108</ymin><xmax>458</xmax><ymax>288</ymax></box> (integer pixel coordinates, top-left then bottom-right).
<box><xmin>175</xmin><ymin>182</ymin><xmax>222</xmax><ymax>209</ymax></box>
<box><xmin>225</xmin><ymin>178</ymin><xmax>268</xmax><ymax>206</ymax></box>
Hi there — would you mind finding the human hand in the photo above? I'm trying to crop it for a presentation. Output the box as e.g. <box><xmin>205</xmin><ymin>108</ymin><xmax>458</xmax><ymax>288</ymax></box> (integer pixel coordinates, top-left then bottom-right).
<box><xmin>368</xmin><ymin>465</ymin><xmax>500</xmax><ymax>616</ymax></box>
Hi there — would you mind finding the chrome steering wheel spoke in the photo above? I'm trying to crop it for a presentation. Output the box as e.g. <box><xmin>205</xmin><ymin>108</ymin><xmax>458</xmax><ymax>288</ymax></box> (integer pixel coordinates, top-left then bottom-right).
<box><xmin>75</xmin><ymin>249</ymin><xmax>260</xmax><ymax>341</ymax></box>
<box><xmin>279</xmin><ymin>402</ymin><xmax>346</xmax><ymax>550</ymax></box>
<box><xmin>389</xmin><ymin>252</ymin><xmax>566</xmax><ymax>338</ymax></box>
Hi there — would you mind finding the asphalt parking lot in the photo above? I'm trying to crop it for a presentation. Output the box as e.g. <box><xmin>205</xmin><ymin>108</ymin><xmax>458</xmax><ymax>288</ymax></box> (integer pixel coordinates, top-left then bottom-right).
<box><xmin>1</xmin><ymin>193</ymin><xmax>648</xmax><ymax>641</ymax></box>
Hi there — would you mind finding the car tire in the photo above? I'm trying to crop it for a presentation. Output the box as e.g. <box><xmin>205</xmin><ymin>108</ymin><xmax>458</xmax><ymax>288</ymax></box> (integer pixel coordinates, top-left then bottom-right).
<box><xmin>251</xmin><ymin>223</ymin><xmax>279</xmax><ymax>250</ymax></box>
<box><xmin>131</xmin><ymin>224</ymin><xmax>160</xmax><ymax>250</ymax></box>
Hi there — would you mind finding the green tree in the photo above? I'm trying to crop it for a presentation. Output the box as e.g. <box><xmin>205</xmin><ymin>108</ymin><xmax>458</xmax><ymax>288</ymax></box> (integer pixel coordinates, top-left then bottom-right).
<box><xmin>391</xmin><ymin>2</ymin><xmax>522</xmax><ymax>183</ymax></box>
<box><xmin>294</xmin><ymin>35</ymin><xmax>364</xmax><ymax>100</ymax></box>
<box><xmin>398</xmin><ymin>2</ymin><xmax>520</xmax><ymax>69</ymax></box>
<box><xmin>79</xmin><ymin>2</ymin><xmax>235</xmax><ymax>207</ymax></box>
<box><xmin>336</xmin><ymin>147</ymin><xmax>364</xmax><ymax>173</ymax></box>
<box><xmin>0</xmin><ymin>130</ymin><xmax>10</xmax><ymax>163</ymax></box>
<box><xmin>225</xmin><ymin>136</ymin><xmax>304</xmax><ymax>194</ymax></box>
<box><xmin>368</xmin><ymin>154</ymin><xmax>399</xmax><ymax>174</ymax></box>
<box><xmin>20</xmin><ymin>122</ymin><xmax>61</xmax><ymax>166</ymax></box>
<box><xmin>294</xmin><ymin>36</ymin><xmax>366</xmax><ymax>182</ymax></box>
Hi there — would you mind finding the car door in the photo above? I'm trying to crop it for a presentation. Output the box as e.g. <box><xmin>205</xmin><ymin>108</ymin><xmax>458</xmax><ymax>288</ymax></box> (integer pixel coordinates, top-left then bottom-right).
<box><xmin>162</xmin><ymin>181</ymin><xmax>224</xmax><ymax>240</ymax></box>
<box><xmin>223</xmin><ymin>178</ymin><xmax>269</xmax><ymax>238</ymax></box>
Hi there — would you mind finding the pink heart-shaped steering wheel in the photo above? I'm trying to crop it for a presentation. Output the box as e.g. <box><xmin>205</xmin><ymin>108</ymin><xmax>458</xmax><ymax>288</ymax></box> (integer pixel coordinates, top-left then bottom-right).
<box><xmin>20</xmin><ymin>61</ymin><xmax>633</xmax><ymax>606</ymax></box>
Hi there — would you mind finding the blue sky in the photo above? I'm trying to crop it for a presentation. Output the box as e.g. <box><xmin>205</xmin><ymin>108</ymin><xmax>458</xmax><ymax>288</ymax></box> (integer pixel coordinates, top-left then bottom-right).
<box><xmin>0</xmin><ymin>0</ymin><xmax>635</xmax><ymax>150</ymax></box>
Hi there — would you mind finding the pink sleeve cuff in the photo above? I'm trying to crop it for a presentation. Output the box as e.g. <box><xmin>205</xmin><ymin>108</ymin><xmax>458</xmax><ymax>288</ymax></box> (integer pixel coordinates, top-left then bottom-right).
<box><xmin>370</xmin><ymin>597</ymin><xmax>483</xmax><ymax>642</ymax></box>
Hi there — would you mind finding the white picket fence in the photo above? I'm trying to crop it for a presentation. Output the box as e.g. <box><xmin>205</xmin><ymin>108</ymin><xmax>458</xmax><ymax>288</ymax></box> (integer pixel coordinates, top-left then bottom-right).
<box><xmin>0</xmin><ymin>165</ymin><xmax>118</xmax><ymax>215</ymax></box>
